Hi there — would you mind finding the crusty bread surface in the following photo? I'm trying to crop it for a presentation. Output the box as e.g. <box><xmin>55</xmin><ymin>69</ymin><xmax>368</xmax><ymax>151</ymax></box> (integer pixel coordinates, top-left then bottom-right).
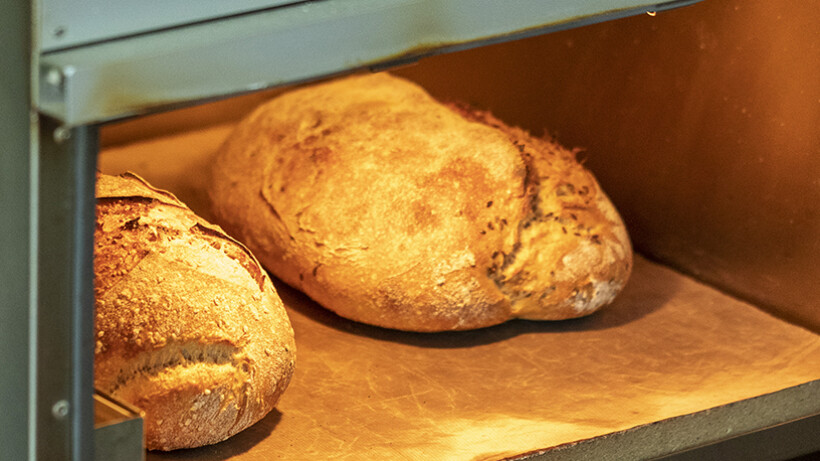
<box><xmin>94</xmin><ymin>172</ymin><xmax>296</xmax><ymax>451</ymax></box>
<box><xmin>209</xmin><ymin>73</ymin><xmax>632</xmax><ymax>332</ymax></box>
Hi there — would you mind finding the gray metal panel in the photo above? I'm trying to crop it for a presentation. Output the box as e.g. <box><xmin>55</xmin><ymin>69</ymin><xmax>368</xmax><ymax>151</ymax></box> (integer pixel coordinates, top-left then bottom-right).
<box><xmin>1</xmin><ymin>5</ymin><xmax>98</xmax><ymax>461</ymax></box>
<box><xmin>40</xmin><ymin>0</ymin><xmax>300</xmax><ymax>51</ymax></box>
<box><xmin>36</xmin><ymin>117</ymin><xmax>98</xmax><ymax>461</ymax></box>
<box><xmin>659</xmin><ymin>414</ymin><xmax>820</xmax><ymax>461</ymax></box>
<box><xmin>0</xmin><ymin>0</ymin><xmax>33</xmax><ymax>459</ymax></box>
<box><xmin>524</xmin><ymin>380</ymin><xmax>820</xmax><ymax>460</ymax></box>
<box><xmin>94</xmin><ymin>392</ymin><xmax>144</xmax><ymax>461</ymax></box>
<box><xmin>38</xmin><ymin>0</ymin><xmax>702</xmax><ymax>126</ymax></box>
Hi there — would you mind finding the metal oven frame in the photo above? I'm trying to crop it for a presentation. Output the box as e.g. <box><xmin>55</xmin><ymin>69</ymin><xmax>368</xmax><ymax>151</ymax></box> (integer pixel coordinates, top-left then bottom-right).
<box><xmin>8</xmin><ymin>1</ymin><xmax>820</xmax><ymax>459</ymax></box>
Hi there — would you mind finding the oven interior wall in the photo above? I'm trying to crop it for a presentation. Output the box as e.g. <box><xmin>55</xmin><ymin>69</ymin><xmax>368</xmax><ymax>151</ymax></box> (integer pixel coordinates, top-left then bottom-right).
<box><xmin>396</xmin><ymin>0</ymin><xmax>820</xmax><ymax>331</ymax></box>
<box><xmin>101</xmin><ymin>0</ymin><xmax>819</xmax><ymax>331</ymax></box>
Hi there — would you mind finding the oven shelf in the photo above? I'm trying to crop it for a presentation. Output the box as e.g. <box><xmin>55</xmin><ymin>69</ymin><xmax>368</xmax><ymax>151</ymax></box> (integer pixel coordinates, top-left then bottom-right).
<box><xmin>38</xmin><ymin>0</ymin><xmax>701</xmax><ymax>127</ymax></box>
<box><xmin>99</xmin><ymin>122</ymin><xmax>820</xmax><ymax>460</ymax></box>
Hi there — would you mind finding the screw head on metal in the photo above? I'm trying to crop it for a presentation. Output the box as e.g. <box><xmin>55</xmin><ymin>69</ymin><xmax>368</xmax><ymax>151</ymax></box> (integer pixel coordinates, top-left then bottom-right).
<box><xmin>52</xmin><ymin>400</ymin><xmax>70</xmax><ymax>419</ymax></box>
<box><xmin>45</xmin><ymin>68</ymin><xmax>63</xmax><ymax>87</ymax></box>
<box><xmin>53</xmin><ymin>126</ymin><xmax>72</xmax><ymax>143</ymax></box>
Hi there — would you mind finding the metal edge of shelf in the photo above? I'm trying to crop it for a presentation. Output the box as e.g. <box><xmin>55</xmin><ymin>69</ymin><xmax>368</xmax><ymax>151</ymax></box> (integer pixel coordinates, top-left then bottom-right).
<box><xmin>37</xmin><ymin>0</ymin><xmax>702</xmax><ymax>127</ymax></box>
<box><xmin>40</xmin><ymin>0</ymin><xmax>300</xmax><ymax>52</ymax></box>
<box><xmin>94</xmin><ymin>391</ymin><xmax>144</xmax><ymax>461</ymax></box>
<box><xmin>518</xmin><ymin>379</ymin><xmax>820</xmax><ymax>461</ymax></box>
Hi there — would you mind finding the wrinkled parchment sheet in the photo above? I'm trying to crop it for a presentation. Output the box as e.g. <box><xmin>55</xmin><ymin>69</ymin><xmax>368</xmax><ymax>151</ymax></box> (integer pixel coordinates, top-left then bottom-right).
<box><xmin>101</xmin><ymin>125</ymin><xmax>820</xmax><ymax>461</ymax></box>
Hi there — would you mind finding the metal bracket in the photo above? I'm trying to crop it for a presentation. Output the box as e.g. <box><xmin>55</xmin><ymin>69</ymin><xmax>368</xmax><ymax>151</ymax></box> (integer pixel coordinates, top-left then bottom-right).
<box><xmin>37</xmin><ymin>0</ymin><xmax>702</xmax><ymax>127</ymax></box>
<box><xmin>94</xmin><ymin>392</ymin><xmax>144</xmax><ymax>461</ymax></box>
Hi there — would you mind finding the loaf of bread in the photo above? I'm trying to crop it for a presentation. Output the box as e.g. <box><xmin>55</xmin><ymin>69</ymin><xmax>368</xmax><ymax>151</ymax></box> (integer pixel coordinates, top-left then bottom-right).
<box><xmin>209</xmin><ymin>73</ymin><xmax>632</xmax><ymax>332</ymax></box>
<box><xmin>93</xmin><ymin>172</ymin><xmax>296</xmax><ymax>451</ymax></box>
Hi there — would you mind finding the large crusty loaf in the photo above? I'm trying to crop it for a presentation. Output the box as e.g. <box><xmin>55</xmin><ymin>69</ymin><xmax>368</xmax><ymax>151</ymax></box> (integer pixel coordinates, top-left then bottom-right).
<box><xmin>209</xmin><ymin>73</ymin><xmax>632</xmax><ymax>332</ymax></box>
<box><xmin>93</xmin><ymin>173</ymin><xmax>296</xmax><ymax>451</ymax></box>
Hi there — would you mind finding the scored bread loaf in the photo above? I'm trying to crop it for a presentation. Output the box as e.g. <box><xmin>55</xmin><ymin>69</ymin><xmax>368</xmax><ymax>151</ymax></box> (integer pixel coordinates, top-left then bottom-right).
<box><xmin>209</xmin><ymin>73</ymin><xmax>632</xmax><ymax>332</ymax></box>
<box><xmin>93</xmin><ymin>172</ymin><xmax>296</xmax><ymax>451</ymax></box>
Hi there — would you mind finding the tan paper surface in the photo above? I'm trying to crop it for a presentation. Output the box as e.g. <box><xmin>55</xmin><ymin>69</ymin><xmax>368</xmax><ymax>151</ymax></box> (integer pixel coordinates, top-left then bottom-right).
<box><xmin>101</xmin><ymin>124</ymin><xmax>820</xmax><ymax>461</ymax></box>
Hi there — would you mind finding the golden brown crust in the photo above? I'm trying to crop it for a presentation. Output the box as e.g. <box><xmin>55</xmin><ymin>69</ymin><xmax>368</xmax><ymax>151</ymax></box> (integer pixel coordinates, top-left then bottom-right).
<box><xmin>94</xmin><ymin>172</ymin><xmax>296</xmax><ymax>450</ymax></box>
<box><xmin>209</xmin><ymin>73</ymin><xmax>632</xmax><ymax>332</ymax></box>
<box><xmin>453</xmin><ymin>107</ymin><xmax>633</xmax><ymax>320</ymax></box>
